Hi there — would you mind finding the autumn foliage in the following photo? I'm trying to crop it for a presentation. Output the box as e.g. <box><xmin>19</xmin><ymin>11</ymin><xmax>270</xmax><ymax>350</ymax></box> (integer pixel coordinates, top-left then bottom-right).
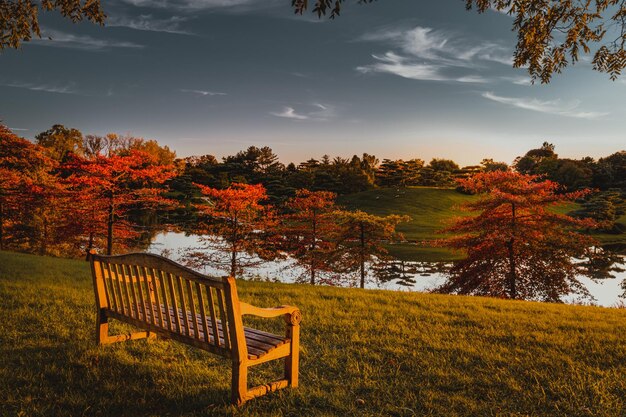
<box><xmin>281</xmin><ymin>189</ymin><xmax>339</xmax><ymax>284</ymax></box>
<box><xmin>189</xmin><ymin>182</ymin><xmax>279</xmax><ymax>277</ymax></box>
<box><xmin>1</xmin><ymin>125</ymin><xmax>176</xmax><ymax>256</ymax></box>
<box><xmin>62</xmin><ymin>151</ymin><xmax>176</xmax><ymax>255</ymax></box>
<box><xmin>437</xmin><ymin>171</ymin><xmax>599</xmax><ymax>301</ymax></box>
<box><xmin>0</xmin><ymin>126</ymin><xmax>59</xmax><ymax>254</ymax></box>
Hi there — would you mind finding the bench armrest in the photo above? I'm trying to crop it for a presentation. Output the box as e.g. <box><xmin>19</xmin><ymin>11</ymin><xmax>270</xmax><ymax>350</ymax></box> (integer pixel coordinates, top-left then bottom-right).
<box><xmin>239</xmin><ymin>302</ymin><xmax>302</xmax><ymax>325</ymax></box>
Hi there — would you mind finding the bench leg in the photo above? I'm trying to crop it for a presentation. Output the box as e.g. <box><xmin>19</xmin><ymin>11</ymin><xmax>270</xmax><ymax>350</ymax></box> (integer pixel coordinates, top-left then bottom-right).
<box><xmin>96</xmin><ymin>311</ymin><xmax>109</xmax><ymax>345</ymax></box>
<box><xmin>285</xmin><ymin>324</ymin><xmax>300</xmax><ymax>387</ymax></box>
<box><xmin>96</xmin><ymin>311</ymin><xmax>156</xmax><ymax>345</ymax></box>
<box><xmin>232</xmin><ymin>362</ymin><xmax>248</xmax><ymax>405</ymax></box>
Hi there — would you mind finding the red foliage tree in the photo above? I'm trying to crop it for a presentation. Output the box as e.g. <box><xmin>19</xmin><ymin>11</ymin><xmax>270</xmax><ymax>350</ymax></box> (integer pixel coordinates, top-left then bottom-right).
<box><xmin>62</xmin><ymin>151</ymin><xmax>175</xmax><ymax>255</ymax></box>
<box><xmin>189</xmin><ymin>183</ymin><xmax>279</xmax><ymax>278</ymax></box>
<box><xmin>281</xmin><ymin>189</ymin><xmax>339</xmax><ymax>285</ymax></box>
<box><xmin>436</xmin><ymin>171</ymin><xmax>598</xmax><ymax>301</ymax></box>
<box><xmin>0</xmin><ymin>126</ymin><xmax>60</xmax><ymax>254</ymax></box>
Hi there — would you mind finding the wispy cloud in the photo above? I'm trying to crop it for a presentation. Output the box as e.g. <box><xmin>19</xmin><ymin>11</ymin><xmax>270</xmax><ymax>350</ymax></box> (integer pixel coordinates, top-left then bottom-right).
<box><xmin>8</xmin><ymin>127</ymin><xmax>29</xmax><ymax>131</ymax></box>
<box><xmin>481</xmin><ymin>92</ymin><xmax>608</xmax><ymax>119</ymax></box>
<box><xmin>3</xmin><ymin>82</ymin><xmax>81</xmax><ymax>95</ymax></box>
<box><xmin>180</xmin><ymin>89</ymin><xmax>227</xmax><ymax>96</ymax></box>
<box><xmin>271</xmin><ymin>103</ymin><xmax>335</xmax><ymax>121</ymax></box>
<box><xmin>503</xmin><ymin>76</ymin><xmax>533</xmax><ymax>86</ymax></box>
<box><xmin>107</xmin><ymin>14</ymin><xmax>192</xmax><ymax>35</ymax></box>
<box><xmin>357</xmin><ymin>26</ymin><xmax>513</xmax><ymax>83</ymax></box>
<box><xmin>33</xmin><ymin>29</ymin><xmax>143</xmax><ymax>50</ymax></box>
<box><xmin>271</xmin><ymin>107</ymin><xmax>309</xmax><ymax>120</ymax></box>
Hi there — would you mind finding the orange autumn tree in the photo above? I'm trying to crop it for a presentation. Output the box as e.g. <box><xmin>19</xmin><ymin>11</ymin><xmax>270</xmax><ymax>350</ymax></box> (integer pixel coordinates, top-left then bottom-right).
<box><xmin>334</xmin><ymin>210</ymin><xmax>410</xmax><ymax>289</ymax></box>
<box><xmin>436</xmin><ymin>171</ymin><xmax>598</xmax><ymax>302</ymax></box>
<box><xmin>190</xmin><ymin>183</ymin><xmax>279</xmax><ymax>278</ymax></box>
<box><xmin>281</xmin><ymin>189</ymin><xmax>339</xmax><ymax>285</ymax></box>
<box><xmin>0</xmin><ymin>125</ymin><xmax>61</xmax><ymax>254</ymax></box>
<box><xmin>62</xmin><ymin>151</ymin><xmax>175</xmax><ymax>255</ymax></box>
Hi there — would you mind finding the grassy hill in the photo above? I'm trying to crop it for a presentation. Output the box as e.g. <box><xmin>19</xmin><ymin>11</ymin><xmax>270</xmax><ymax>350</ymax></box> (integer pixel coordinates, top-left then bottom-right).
<box><xmin>2</xmin><ymin>251</ymin><xmax>626</xmax><ymax>417</ymax></box>
<box><xmin>338</xmin><ymin>187</ymin><xmax>475</xmax><ymax>261</ymax></box>
<box><xmin>339</xmin><ymin>187</ymin><xmax>626</xmax><ymax>262</ymax></box>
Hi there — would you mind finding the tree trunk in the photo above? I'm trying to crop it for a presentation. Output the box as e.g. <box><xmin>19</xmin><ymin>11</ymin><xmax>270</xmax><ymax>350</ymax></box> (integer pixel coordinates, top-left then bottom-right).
<box><xmin>508</xmin><ymin>202</ymin><xmax>517</xmax><ymax>299</ymax></box>
<box><xmin>40</xmin><ymin>212</ymin><xmax>48</xmax><ymax>256</ymax></box>
<box><xmin>360</xmin><ymin>222</ymin><xmax>366</xmax><ymax>289</ymax></box>
<box><xmin>230</xmin><ymin>214</ymin><xmax>238</xmax><ymax>278</ymax></box>
<box><xmin>310</xmin><ymin>214</ymin><xmax>317</xmax><ymax>285</ymax></box>
<box><xmin>231</xmin><ymin>247</ymin><xmax>237</xmax><ymax>278</ymax></box>
<box><xmin>106</xmin><ymin>194</ymin><xmax>114</xmax><ymax>255</ymax></box>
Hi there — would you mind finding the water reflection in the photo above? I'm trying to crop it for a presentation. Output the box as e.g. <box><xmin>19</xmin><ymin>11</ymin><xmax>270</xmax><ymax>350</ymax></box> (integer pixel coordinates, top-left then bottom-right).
<box><xmin>148</xmin><ymin>232</ymin><xmax>626</xmax><ymax>307</ymax></box>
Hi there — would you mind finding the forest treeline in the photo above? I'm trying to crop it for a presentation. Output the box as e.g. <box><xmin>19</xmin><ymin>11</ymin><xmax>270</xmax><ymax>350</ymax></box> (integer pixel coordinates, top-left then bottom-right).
<box><xmin>1</xmin><ymin>124</ymin><xmax>625</xmax><ymax>265</ymax></box>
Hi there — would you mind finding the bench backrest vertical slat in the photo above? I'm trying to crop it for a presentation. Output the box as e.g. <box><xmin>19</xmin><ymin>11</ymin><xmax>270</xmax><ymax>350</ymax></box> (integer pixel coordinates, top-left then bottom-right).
<box><xmin>207</xmin><ymin>287</ymin><xmax>220</xmax><ymax>347</ymax></box>
<box><xmin>216</xmin><ymin>287</ymin><xmax>231</xmax><ymax>350</ymax></box>
<box><xmin>223</xmin><ymin>276</ymin><xmax>247</xmax><ymax>363</ymax></box>
<box><xmin>106</xmin><ymin>262</ymin><xmax>121</xmax><ymax>313</ymax></box>
<box><xmin>186</xmin><ymin>280</ymin><xmax>199</xmax><ymax>339</ymax></box>
<box><xmin>143</xmin><ymin>266</ymin><xmax>157</xmax><ymax>325</ymax></box>
<box><xmin>157</xmin><ymin>269</ymin><xmax>172</xmax><ymax>331</ymax></box>
<box><xmin>133</xmin><ymin>265</ymin><xmax>148</xmax><ymax>321</ymax></box>
<box><xmin>196</xmin><ymin>283</ymin><xmax>210</xmax><ymax>343</ymax></box>
<box><xmin>167</xmin><ymin>272</ymin><xmax>182</xmax><ymax>333</ymax></box>
<box><xmin>126</xmin><ymin>264</ymin><xmax>140</xmax><ymax>319</ymax></box>
<box><xmin>113</xmin><ymin>263</ymin><xmax>129</xmax><ymax>315</ymax></box>
<box><xmin>176</xmin><ymin>275</ymin><xmax>190</xmax><ymax>337</ymax></box>
<box><xmin>149</xmin><ymin>267</ymin><xmax>163</xmax><ymax>327</ymax></box>
<box><xmin>100</xmin><ymin>261</ymin><xmax>115</xmax><ymax>311</ymax></box>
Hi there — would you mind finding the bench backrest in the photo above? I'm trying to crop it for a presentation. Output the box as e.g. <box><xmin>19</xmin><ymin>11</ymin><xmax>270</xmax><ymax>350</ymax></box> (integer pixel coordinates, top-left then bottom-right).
<box><xmin>90</xmin><ymin>252</ymin><xmax>247</xmax><ymax>360</ymax></box>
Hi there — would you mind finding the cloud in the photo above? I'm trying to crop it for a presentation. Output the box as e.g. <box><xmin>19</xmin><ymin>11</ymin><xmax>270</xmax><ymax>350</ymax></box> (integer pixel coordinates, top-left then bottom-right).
<box><xmin>357</xmin><ymin>26</ymin><xmax>514</xmax><ymax>83</ymax></box>
<box><xmin>481</xmin><ymin>92</ymin><xmax>608</xmax><ymax>119</ymax></box>
<box><xmin>8</xmin><ymin>127</ymin><xmax>29</xmax><ymax>131</ymax></box>
<box><xmin>504</xmin><ymin>76</ymin><xmax>533</xmax><ymax>86</ymax></box>
<box><xmin>180</xmin><ymin>89</ymin><xmax>227</xmax><ymax>96</ymax></box>
<box><xmin>271</xmin><ymin>107</ymin><xmax>309</xmax><ymax>120</ymax></box>
<box><xmin>3</xmin><ymin>82</ymin><xmax>81</xmax><ymax>95</ymax></box>
<box><xmin>270</xmin><ymin>103</ymin><xmax>336</xmax><ymax>121</ymax></box>
<box><xmin>33</xmin><ymin>29</ymin><xmax>143</xmax><ymax>50</ymax></box>
<box><xmin>106</xmin><ymin>14</ymin><xmax>192</xmax><ymax>35</ymax></box>
<box><xmin>356</xmin><ymin>52</ymin><xmax>487</xmax><ymax>83</ymax></box>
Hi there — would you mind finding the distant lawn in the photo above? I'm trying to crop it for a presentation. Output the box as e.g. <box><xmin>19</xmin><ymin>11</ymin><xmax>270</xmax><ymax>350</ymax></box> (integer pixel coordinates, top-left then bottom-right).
<box><xmin>2</xmin><ymin>251</ymin><xmax>626</xmax><ymax>416</ymax></box>
<box><xmin>339</xmin><ymin>187</ymin><xmax>626</xmax><ymax>262</ymax></box>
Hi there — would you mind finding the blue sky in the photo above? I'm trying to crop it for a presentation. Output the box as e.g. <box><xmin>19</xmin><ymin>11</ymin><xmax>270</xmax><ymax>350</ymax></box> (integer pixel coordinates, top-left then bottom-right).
<box><xmin>0</xmin><ymin>0</ymin><xmax>623</xmax><ymax>165</ymax></box>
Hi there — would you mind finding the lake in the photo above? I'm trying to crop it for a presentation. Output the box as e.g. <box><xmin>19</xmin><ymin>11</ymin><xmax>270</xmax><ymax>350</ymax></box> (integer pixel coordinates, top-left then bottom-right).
<box><xmin>148</xmin><ymin>232</ymin><xmax>626</xmax><ymax>307</ymax></box>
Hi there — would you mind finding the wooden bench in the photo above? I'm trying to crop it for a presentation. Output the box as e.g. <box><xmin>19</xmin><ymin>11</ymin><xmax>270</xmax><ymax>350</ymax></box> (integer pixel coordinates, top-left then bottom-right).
<box><xmin>88</xmin><ymin>251</ymin><xmax>301</xmax><ymax>405</ymax></box>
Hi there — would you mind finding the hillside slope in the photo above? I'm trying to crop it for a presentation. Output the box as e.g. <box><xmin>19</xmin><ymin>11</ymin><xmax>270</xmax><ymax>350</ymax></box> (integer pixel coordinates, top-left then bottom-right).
<box><xmin>338</xmin><ymin>187</ymin><xmax>475</xmax><ymax>261</ymax></box>
<box><xmin>339</xmin><ymin>187</ymin><xmax>626</xmax><ymax>261</ymax></box>
<box><xmin>1</xmin><ymin>251</ymin><xmax>626</xmax><ymax>417</ymax></box>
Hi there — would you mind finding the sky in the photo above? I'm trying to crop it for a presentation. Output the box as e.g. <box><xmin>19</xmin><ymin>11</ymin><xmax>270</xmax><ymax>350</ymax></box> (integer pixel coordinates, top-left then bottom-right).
<box><xmin>1</xmin><ymin>0</ymin><xmax>624</xmax><ymax>166</ymax></box>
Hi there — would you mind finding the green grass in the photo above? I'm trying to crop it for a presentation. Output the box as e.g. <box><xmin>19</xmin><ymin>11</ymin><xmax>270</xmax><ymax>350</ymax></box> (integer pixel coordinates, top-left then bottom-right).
<box><xmin>2</xmin><ymin>251</ymin><xmax>626</xmax><ymax>416</ymax></box>
<box><xmin>338</xmin><ymin>187</ymin><xmax>476</xmax><ymax>261</ymax></box>
<box><xmin>339</xmin><ymin>187</ymin><xmax>626</xmax><ymax>261</ymax></box>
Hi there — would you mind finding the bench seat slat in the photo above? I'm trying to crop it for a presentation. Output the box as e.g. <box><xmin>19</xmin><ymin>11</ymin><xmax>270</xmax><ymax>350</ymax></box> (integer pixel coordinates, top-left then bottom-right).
<box><xmin>112</xmin><ymin>303</ymin><xmax>288</xmax><ymax>360</ymax></box>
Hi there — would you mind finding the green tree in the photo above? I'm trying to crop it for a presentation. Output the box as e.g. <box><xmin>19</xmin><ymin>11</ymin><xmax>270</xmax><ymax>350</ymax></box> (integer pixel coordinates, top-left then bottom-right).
<box><xmin>334</xmin><ymin>210</ymin><xmax>410</xmax><ymax>289</ymax></box>
<box><xmin>35</xmin><ymin>124</ymin><xmax>84</xmax><ymax>161</ymax></box>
